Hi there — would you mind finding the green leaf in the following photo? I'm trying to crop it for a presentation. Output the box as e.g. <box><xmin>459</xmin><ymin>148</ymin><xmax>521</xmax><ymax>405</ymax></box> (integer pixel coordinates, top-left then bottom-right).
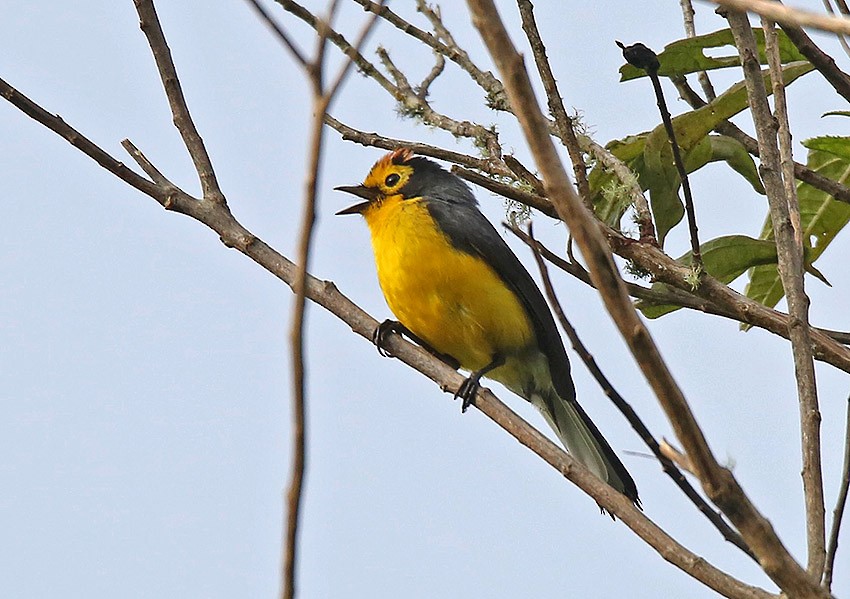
<box><xmin>638</xmin><ymin>235</ymin><xmax>779</xmax><ymax>318</ymax></box>
<box><xmin>744</xmin><ymin>136</ymin><xmax>850</xmax><ymax>311</ymax></box>
<box><xmin>620</xmin><ymin>28</ymin><xmax>807</xmax><ymax>81</ymax></box>
<box><xmin>823</xmin><ymin>110</ymin><xmax>850</xmax><ymax>118</ymax></box>
<box><xmin>707</xmin><ymin>135</ymin><xmax>765</xmax><ymax>194</ymax></box>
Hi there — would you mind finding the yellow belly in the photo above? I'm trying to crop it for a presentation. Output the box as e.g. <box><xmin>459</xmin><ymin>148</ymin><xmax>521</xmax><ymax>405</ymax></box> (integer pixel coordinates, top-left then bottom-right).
<box><xmin>363</xmin><ymin>196</ymin><xmax>535</xmax><ymax>373</ymax></box>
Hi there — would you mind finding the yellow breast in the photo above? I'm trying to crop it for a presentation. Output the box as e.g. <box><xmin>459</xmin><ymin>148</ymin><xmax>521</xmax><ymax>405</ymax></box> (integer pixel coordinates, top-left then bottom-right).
<box><xmin>362</xmin><ymin>195</ymin><xmax>535</xmax><ymax>372</ymax></box>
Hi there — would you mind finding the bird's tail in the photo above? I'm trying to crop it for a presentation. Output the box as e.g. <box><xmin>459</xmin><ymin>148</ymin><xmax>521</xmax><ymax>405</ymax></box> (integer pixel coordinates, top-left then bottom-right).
<box><xmin>532</xmin><ymin>387</ymin><xmax>639</xmax><ymax>505</ymax></box>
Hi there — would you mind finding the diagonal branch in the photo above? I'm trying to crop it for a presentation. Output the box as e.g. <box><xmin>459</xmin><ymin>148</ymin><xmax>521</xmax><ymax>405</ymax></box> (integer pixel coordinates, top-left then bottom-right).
<box><xmin>244</xmin><ymin>0</ymin><xmax>309</xmax><ymax>67</ymax></box>
<box><xmin>710</xmin><ymin>0</ymin><xmax>850</xmax><ymax>35</ymax></box>
<box><xmin>780</xmin><ymin>22</ymin><xmax>850</xmax><ymax>103</ymax></box>
<box><xmin>516</xmin><ymin>0</ymin><xmax>591</xmax><ymax>205</ymax></box>
<box><xmin>521</xmin><ymin>225</ymin><xmax>757</xmax><ymax>562</ymax></box>
<box><xmin>465</xmin><ymin>1</ymin><xmax>828</xmax><ymax>596</ymax></box>
<box><xmin>133</xmin><ymin>0</ymin><xmax>225</xmax><ymax>204</ymax></box>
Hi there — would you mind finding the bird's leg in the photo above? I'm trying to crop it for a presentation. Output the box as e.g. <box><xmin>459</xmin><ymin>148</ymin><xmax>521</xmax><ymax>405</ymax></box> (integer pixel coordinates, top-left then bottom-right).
<box><xmin>372</xmin><ymin>319</ymin><xmax>461</xmax><ymax>369</ymax></box>
<box><xmin>455</xmin><ymin>353</ymin><xmax>505</xmax><ymax>413</ymax></box>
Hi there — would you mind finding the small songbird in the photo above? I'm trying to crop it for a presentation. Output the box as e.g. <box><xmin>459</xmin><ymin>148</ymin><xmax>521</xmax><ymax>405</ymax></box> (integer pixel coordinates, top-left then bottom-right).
<box><xmin>336</xmin><ymin>148</ymin><xmax>638</xmax><ymax>504</ymax></box>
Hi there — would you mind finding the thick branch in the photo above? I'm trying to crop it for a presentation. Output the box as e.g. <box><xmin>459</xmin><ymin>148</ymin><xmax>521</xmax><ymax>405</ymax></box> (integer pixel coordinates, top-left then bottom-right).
<box><xmin>523</xmin><ymin>226</ymin><xmax>756</xmax><ymax>562</ymax></box>
<box><xmin>465</xmin><ymin>1</ymin><xmax>828</xmax><ymax>596</ymax></box>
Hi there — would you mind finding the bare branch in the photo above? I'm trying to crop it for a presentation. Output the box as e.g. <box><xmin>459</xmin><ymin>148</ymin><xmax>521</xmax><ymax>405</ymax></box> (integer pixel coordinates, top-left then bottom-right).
<box><xmin>279</xmin><ymin>0</ymin><xmax>502</xmax><ymax>157</ymax></box>
<box><xmin>278</xmin><ymin>3</ymin><xmax>384</xmax><ymax>597</ymax></box>
<box><xmin>680</xmin><ymin>0</ymin><xmax>717</xmax><ymax>99</ymax></box>
<box><xmin>516</xmin><ymin>0</ymin><xmax>591</xmax><ymax>204</ymax></box>
<box><xmin>710</xmin><ymin>0</ymin><xmax>850</xmax><ymax>35</ymax></box>
<box><xmin>660</xmin><ymin>438</ymin><xmax>696</xmax><ymax>476</ymax></box>
<box><xmin>133</xmin><ymin>0</ymin><xmax>225</xmax><ymax>204</ymax></box>
<box><xmin>324</xmin><ymin>115</ymin><xmax>513</xmax><ymax>177</ymax></box>
<box><xmin>823</xmin><ymin>394</ymin><xmax>850</xmax><ymax>589</ymax></box>
<box><xmin>349</xmin><ymin>0</ymin><xmax>509</xmax><ymax>108</ymax></box>
<box><xmin>0</xmin><ymin>77</ymin><xmax>175</xmax><ymax>206</ymax></box>
<box><xmin>728</xmin><ymin>11</ymin><xmax>826</xmax><ymax>578</ymax></box>
<box><xmin>780</xmin><ymin>22</ymin><xmax>850</xmax><ymax>103</ymax></box>
<box><xmin>465</xmin><ymin>0</ymin><xmax>827</xmax><ymax>595</ymax></box>
<box><xmin>522</xmin><ymin>225</ymin><xmax>757</xmax><ymax>562</ymax></box>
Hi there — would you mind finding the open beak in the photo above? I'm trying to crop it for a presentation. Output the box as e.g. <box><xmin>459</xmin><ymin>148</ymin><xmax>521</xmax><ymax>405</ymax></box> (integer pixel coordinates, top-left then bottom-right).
<box><xmin>334</xmin><ymin>184</ymin><xmax>379</xmax><ymax>215</ymax></box>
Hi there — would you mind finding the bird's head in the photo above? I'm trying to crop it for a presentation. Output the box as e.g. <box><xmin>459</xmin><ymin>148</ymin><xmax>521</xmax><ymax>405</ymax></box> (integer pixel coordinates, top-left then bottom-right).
<box><xmin>335</xmin><ymin>148</ymin><xmax>475</xmax><ymax>215</ymax></box>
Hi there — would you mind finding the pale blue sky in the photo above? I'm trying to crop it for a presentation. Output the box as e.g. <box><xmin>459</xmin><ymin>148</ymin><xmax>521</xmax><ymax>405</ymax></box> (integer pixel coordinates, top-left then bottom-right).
<box><xmin>2</xmin><ymin>1</ymin><xmax>848</xmax><ymax>597</ymax></box>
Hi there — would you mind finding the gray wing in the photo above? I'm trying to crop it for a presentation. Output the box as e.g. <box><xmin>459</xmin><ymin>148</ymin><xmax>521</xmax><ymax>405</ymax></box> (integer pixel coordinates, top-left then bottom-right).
<box><xmin>423</xmin><ymin>197</ymin><xmax>576</xmax><ymax>402</ymax></box>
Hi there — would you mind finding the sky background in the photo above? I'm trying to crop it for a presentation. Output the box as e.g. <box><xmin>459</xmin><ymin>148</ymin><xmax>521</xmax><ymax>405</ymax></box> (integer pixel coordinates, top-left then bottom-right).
<box><xmin>2</xmin><ymin>1</ymin><xmax>849</xmax><ymax>597</ymax></box>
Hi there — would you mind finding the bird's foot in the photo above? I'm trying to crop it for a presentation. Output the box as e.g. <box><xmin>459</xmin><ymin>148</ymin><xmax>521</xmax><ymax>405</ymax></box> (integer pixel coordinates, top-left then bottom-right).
<box><xmin>372</xmin><ymin>319</ymin><xmax>403</xmax><ymax>358</ymax></box>
<box><xmin>454</xmin><ymin>375</ymin><xmax>481</xmax><ymax>413</ymax></box>
<box><xmin>373</xmin><ymin>320</ymin><xmax>462</xmax><ymax>369</ymax></box>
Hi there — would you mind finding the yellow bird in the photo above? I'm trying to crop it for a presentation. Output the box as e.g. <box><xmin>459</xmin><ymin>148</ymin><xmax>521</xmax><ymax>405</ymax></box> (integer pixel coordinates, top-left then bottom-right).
<box><xmin>336</xmin><ymin>148</ymin><xmax>638</xmax><ymax>504</ymax></box>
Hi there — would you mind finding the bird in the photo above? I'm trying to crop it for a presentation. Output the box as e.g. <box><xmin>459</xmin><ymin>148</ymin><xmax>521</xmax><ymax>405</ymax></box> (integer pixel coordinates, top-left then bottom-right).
<box><xmin>335</xmin><ymin>148</ymin><xmax>638</xmax><ymax>504</ymax></box>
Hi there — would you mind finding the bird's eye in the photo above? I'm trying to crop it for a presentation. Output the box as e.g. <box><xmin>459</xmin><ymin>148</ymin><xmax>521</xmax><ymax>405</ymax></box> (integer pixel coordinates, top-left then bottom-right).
<box><xmin>384</xmin><ymin>173</ymin><xmax>401</xmax><ymax>187</ymax></box>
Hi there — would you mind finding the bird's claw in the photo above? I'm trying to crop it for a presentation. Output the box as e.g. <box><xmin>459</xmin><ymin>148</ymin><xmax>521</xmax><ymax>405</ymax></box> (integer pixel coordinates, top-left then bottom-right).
<box><xmin>372</xmin><ymin>319</ymin><xmax>401</xmax><ymax>358</ymax></box>
<box><xmin>454</xmin><ymin>377</ymin><xmax>480</xmax><ymax>413</ymax></box>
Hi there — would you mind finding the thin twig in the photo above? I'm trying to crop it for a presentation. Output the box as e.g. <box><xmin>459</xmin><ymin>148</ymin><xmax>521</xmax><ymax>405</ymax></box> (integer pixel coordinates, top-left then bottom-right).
<box><xmin>277</xmin><ymin>3</ymin><xmax>384</xmax><ymax>598</ymax></box>
<box><xmin>660</xmin><ymin>438</ymin><xmax>696</xmax><ymax>475</ymax></box>
<box><xmin>822</xmin><ymin>0</ymin><xmax>850</xmax><ymax>58</ymax></box>
<box><xmin>584</xmin><ymin>139</ymin><xmax>657</xmax><ymax>243</ymax></box>
<box><xmin>727</xmin><ymin>10</ymin><xmax>826</xmax><ymax>580</ymax></box>
<box><xmin>618</xmin><ymin>42</ymin><xmax>701</xmax><ymax>262</ymax></box>
<box><xmin>522</xmin><ymin>225</ymin><xmax>757</xmax><ymax>562</ymax></box>
<box><xmin>243</xmin><ymin>0</ymin><xmax>309</xmax><ymax>67</ymax></box>
<box><xmin>466</xmin><ymin>1</ymin><xmax>827</xmax><ymax>595</ymax></box>
<box><xmin>516</xmin><ymin>0</ymin><xmax>591</xmax><ymax>204</ymax></box>
<box><xmin>348</xmin><ymin>0</ymin><xmax>509</xmax><ymax>109</ymax></box>
<box><xmin>680</xmin><ymin>0</ymin><xmax>717</xmax><ymax>100</ymax></box>
<box><xmin>416</xmin><ymin>52</ymin><xmax>445</xmax><ymax>99</ymax></box>
<box><xmin>324</xmin><ymin>115</ymin><xmax>513</xmax><ymax>177</ymax></box>
<box><xmin>823</xmin><ymin>394</ymin><xmax>850</xmax><ymax>589</ymax></box>
<box><xmin>780</xmin><ymin>21</ymin><xmax>850</xmax><ymax>103</ymax></box>
<box><xmin>133</xmin><ymin>0</ymin><xmax>225</xmax><ymax>204</ymax></box>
